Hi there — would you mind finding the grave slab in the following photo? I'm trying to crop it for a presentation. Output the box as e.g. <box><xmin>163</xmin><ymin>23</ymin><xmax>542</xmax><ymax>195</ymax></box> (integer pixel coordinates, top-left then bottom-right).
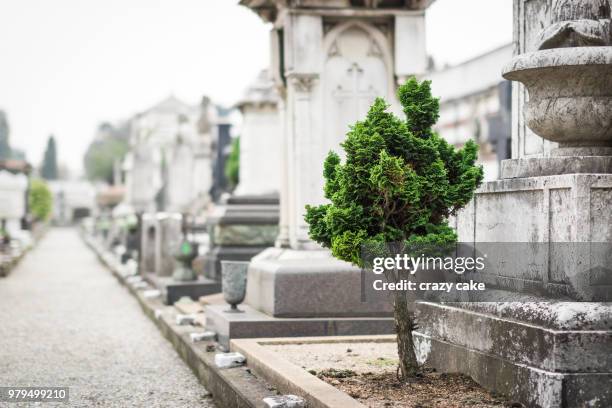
<box><xmin>206</xmin><ymin>304</ymin><xmax>394</xmax><ymax>349</ymax></box>
<box><xmin>147</xmin><ymin>274</ymin><xmax>221</xmax><ymax>305</ymax></box>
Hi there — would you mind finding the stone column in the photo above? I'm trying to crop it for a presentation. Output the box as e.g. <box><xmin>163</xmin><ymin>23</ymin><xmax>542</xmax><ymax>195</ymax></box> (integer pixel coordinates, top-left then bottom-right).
<box><xmin>234</xmin><ymin>70</ymin><xmax>282</xmax><ymax>197</ymax></box>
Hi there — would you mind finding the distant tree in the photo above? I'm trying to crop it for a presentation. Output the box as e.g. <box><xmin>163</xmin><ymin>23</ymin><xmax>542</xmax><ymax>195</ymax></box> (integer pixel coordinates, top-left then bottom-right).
<box><xmin>84</xmin><ymin>122</ymin><xmax>129</xmax><ymax>183</ymax></box>
<box><xmin>304</xmin><ymin>78</ymin><xmax>483</xmax><ymax>379</ymax></box>
<box><xmin>0</xmin><ymin>111</ymin><xmax>10</xmax><ymax>160</ymax></box>
<box><xmin>41</xmin><ymin>135</ymin><xmax>59</xmax><ymax>180</ymax></box>
<box><xmin>29</xmin><ymin>179</ymin><xmax>53</xmax><ymax>221</ymax></box>
<box><xmin>225</xmin><ymin>137</ymin><xmax>240</xmax><ymax>189</ymax></box>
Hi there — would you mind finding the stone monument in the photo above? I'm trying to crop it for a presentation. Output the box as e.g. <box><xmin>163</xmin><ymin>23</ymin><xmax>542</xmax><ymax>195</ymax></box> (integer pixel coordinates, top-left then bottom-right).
<box><xmin>206</xmin><ymin>0</ymin><xmax>434</xmax><ymax>347</ymax></box>
<box><xmin>147</xmin><ymin>212</ymin><xmax>220</xmax><ymax>304</ymax></box>
<box><xmin>201</xmin><ymin>69</ymin><xmax>281</xmax><ymax>281</ymax></box>
<box><xmin>413</xmin><ymin>1</ymin><xmax>612</xmax><ymax>406</ymax></box>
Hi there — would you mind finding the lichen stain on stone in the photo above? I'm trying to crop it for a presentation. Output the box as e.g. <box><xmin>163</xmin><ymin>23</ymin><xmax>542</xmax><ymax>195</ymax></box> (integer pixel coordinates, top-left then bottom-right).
<box><xmin>414</xmin><ymin>335</ymin><xmax>431</xmax><ymax>365</ymax></box>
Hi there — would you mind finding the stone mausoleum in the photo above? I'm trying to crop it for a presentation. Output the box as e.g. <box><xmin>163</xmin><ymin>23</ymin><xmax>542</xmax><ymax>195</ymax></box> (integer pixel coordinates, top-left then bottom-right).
<box><xmin>206</xmin><ymin>0</ymin><xmax>436</xmax><ymax>346</ymax></box>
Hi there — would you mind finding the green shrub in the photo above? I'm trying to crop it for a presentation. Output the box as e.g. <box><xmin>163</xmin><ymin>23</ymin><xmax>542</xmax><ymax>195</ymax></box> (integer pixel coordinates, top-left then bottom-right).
<box><xmin>304</xmin><ymin>77</ymin><xmax>483</xmax><ymax>378</ymax></box>
<box><xmin>225</xmin><ymin>137</ymin><xmax>240</xmax><ymax>189</ymax></box>
<box><xmin>29</xmin><ymin>179</ymin><xmax>53</xmax><ymax>221</ymax></box>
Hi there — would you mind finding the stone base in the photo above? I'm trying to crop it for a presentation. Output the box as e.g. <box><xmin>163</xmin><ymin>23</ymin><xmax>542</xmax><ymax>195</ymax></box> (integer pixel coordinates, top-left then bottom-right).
<box><xmin>246</xmin><ymin>247</ymin><xmax>393</xmax><ymax>318</ymax></box>
<box><xmin>414</xmin><ymin>301</ymin><xmax>612</xmax><ymax>407</ymax></box>
<box><xmin>147</xmin><ymin>275</ymin><xmax>221</xmax><ymax>305</ymax></box>
<box><xmin>206</xmin><ymin>304</ymin><xmax>394</xmax><ymax>348</ymax></box>
<box><xmin>454</xmin><ymin>173</ymin><xmax>612</xmax><ymax>301</ymax></box>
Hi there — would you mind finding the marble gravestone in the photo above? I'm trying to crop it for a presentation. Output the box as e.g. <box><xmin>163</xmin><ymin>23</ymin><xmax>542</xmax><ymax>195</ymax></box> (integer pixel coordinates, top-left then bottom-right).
<box><xmin>206</xmin><ymin>0</ymin><xmax>433</xmax><ymax>347</ymax></box>
<box><xmin>201</xmin><ymin>70</ymin><xmax>281</xmax><ymax>281</ymax></box>
<box><xmin>412</xmin><ymin>1</ymin><xmax>612</xmax><ymax>406</ymax></box>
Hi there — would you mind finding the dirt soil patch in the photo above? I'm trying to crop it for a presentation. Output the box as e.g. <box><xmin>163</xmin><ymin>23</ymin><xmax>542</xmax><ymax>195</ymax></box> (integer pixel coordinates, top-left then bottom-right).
<box><xmin>264</xmin><ymin>341</ymin><xmax>517</xmax><ymax>408</ymax></box>
<box><xmin>318</xmin><ymin>370</ymin><xmax>515</xmax><ymax>408</ymax></box>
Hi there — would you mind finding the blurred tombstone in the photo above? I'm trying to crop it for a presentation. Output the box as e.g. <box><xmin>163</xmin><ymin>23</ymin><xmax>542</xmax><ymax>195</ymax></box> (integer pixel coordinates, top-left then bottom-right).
<box><xmin>0</xmin><ymin>170</ymin><xmax>28</xmax><ymax>237</ymax></box>
<box><xmin>154</xmin><ymin>213</ymin><xmax>182</xmax><ymax>277</ymax></box>
<box><xmin>140</xmin><ymin>213</ymin><xmax>157</xmax><ymax>274</ymax></box>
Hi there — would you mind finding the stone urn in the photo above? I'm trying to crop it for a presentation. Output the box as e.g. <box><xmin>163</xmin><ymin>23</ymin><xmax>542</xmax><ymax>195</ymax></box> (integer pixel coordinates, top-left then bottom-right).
<box><xmin>221</xmin><ymin>260</ymin><xmax>249</xmax><ymax>313</ymax></box>
<box><xmin>172</xmin><ymin>239</ymin><xmax>199</xmax><ymax>282</ymax></box>
<box><xmin>503</xmin><ymin>47</ymin><xmax>612</xmax><ymax>155</ymax></box>
<box><xmin>502</xmin><ymin>0</ymin><xmax>612</xmax><ymax>157</ymax></box>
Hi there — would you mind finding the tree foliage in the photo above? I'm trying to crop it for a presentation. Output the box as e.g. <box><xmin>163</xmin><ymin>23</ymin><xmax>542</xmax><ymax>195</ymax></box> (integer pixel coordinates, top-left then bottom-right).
<box><xmin>225</xmin><ymin>137</ymin><xmax>240</xmax><ymax>189</ymax></box>
<box><xmin>41</xmin><ymin>135</ymin><xmax>59</xmax><ymax>180</ymax></box>
<box><xmin>305</xmin><ymin>77</ymin><xmax>483</xmax><ymax>265</ymax></box>
<box><xmin>29</xmin><ymin>178</ymin><xmax>53</xmax><ymax>221</ymax></box>
<box><xmin>304</xmin><ymin>77</ymin><xmax>483</xmax><ymax>378</ymax></box>
<box><xmin>84</xmin><ymin>123</ymin><xmax>129</xmax><ymax>183</ymax></box>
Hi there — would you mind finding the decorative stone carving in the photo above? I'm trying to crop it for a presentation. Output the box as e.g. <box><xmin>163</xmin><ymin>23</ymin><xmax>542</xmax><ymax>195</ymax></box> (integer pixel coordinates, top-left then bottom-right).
<box><xmin>503</xmin><ymin>0</ymin><xmax>612</xmax><ymax>156</ymax></box>
<box><xmin>536</xmin><ymin>0</ymin><xmax>611</xmax><ymax>50</ymax></box>
<box><xmin>288</xmin><ymin>74</ymin><xmax>318</xmax><ymax>93</ymax></box>
<box><xmin>503</xmin><ymin>47</ymin><xmax>612</xmax><ymax>153</ymax></box>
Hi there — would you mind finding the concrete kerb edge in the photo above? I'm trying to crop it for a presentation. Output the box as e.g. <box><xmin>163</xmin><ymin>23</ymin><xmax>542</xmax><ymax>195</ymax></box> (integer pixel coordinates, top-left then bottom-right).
<box><xmin>83</xmin><ymin>235</ymin><xmax>275</xmax><ymax>408</ymax></box>
<box><xmin>230</xmin><ymin>336</ymin><xmax>397</xmax><ymax>408</ymax></box>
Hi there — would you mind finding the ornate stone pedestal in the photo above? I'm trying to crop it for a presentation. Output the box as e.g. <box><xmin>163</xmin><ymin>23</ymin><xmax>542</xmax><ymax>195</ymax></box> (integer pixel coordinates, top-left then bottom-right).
<box><xmin>414</xmin><ymin>172</ymin><xmax>612</xmax><ymax>405</ymax></box>
<box><xmin>415</xmin><ymin>2</ymin><xmax>612</xmax><ymax>405</ymax></box>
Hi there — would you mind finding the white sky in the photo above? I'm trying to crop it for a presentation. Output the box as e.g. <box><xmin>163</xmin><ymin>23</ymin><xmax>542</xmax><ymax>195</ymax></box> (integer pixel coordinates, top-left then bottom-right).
<box><xmin>0</xmin><ymin>0</ymin><xmax>512</xmax><ymax>176</ymax></box>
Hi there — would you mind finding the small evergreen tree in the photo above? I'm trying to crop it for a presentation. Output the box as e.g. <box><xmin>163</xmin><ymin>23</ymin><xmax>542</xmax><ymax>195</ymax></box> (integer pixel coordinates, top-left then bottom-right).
<box><xmin>41</xmin><ymin>135</ymin><xmax>59</xmax><ymax>180</ymax></box>
<box><xmin>305</xmin><ymin>78</ymin><xmax>483</xmax><ymax>379</ymax></box>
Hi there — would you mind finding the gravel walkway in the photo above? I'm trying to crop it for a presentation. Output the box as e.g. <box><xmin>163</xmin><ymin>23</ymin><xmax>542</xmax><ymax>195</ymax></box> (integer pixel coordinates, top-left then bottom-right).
<box><xmin>0</xmin><ymin>228</ymin><xmax>215</xmax><ymax>407</ymax></box>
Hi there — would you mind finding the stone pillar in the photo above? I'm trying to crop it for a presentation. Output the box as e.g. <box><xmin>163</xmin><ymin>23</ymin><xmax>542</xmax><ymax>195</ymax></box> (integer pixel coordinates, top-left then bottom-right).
<box><xmin>416</xmin><ymin>1</ymin><xmax>612</xmax><ymax>406</ymax></box>
<box><xmin>234</xmin><ymin>69</ymin><xmax>282</xmax><ymax>197</ymax></box>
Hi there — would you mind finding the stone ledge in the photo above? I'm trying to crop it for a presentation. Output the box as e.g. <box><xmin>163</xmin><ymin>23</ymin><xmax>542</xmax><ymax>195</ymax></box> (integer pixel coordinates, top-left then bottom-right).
<box><xmin>501</xmin><ymin>156</ymin><xmax>612</xmax><ymax>179</ymax></box>
<box><xmin>207</xmin><ymin>303</ymin><xmax>395</xmax><ymax>349</ymax></box>
<box><xmin>415</xmin><ymin>302</ymin><xmax>612</xmax><ymax>373</ymax></box>
<box><xmin>413</xmin><ymin>332</ymin><xmax>612</xmax><ymax>408</ymax></box>
<box><xmin>146</xmin><ymin>274</ymin><xmax>221</xmax><ymax>305</ymax></box>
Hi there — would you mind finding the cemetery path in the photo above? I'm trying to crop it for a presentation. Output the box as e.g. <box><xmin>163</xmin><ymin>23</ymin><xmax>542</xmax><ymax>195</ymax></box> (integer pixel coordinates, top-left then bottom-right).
<box><xmin>0</xmin><ymin>228</ymin><xmax>215</xmax><ymax>408</ymax></box>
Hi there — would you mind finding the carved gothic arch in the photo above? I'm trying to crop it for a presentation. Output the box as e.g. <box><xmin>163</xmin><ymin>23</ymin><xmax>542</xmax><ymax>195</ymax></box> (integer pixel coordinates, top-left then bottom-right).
<box><xmin>321</xmin><ymin>20</ymin><xmax>395</xmax><ymax>98</ymax></box>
